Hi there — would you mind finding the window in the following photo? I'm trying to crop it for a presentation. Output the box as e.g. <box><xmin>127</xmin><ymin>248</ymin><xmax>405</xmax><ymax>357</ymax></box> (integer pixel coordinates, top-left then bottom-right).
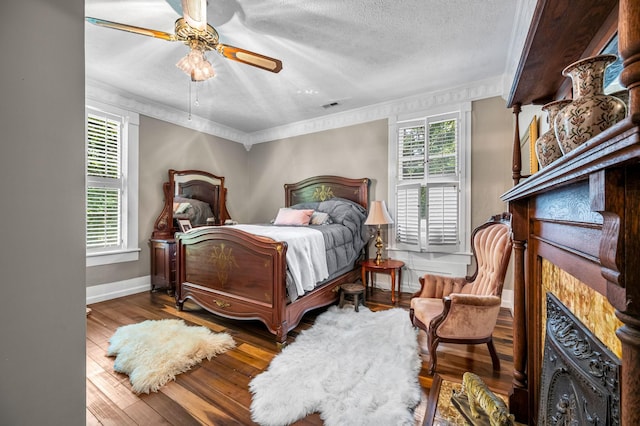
<box><xmin>86</xmin><ymin>101</ymin><xmax>139</xmax><ymax>266</ymax></box>
<box><xmin>391</xmin><ymin>105</ymin><xmax>470</xmax><ymax>253</ymax></box>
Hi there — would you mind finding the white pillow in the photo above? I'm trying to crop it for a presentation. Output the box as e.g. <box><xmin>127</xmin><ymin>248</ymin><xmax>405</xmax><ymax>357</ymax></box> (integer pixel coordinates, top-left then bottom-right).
<box><xmin>310</xmin><ymin>211</ymin><xmax>331</xmax><ymax>225</ymax></box>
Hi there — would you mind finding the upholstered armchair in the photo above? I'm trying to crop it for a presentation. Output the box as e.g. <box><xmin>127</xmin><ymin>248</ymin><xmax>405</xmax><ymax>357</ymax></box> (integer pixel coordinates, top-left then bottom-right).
<box><xmin>409</xmin><ymin>212</ymin><xmax>512</xmax><ymax>375</ymax></box>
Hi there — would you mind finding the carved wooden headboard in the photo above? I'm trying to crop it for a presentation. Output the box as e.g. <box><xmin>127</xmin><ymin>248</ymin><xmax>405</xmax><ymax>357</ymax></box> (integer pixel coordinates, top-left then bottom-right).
<box><xmin>284</xmin><ymin>175</ymin><xmax>370</xmax><ymax>209</ymax></box>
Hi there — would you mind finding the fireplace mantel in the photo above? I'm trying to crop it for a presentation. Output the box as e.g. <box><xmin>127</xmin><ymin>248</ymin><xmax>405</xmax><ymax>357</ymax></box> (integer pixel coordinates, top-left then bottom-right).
<box><xmin>502</xmin><ymin>0</ymin><xmax>640</xmax><ymax>424</ymax></box>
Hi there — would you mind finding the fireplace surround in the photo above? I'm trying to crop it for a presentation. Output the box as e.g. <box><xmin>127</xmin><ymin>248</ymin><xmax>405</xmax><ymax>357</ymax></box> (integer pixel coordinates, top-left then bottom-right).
<box><xmin>539</xmin><ymin>293</ymin><xmax>620</xmax><ymax>425</ymax></box>
<box><xmin>502</xmin><ymin>1</ymin><xmax>640</xmax><ymax>423</ymax></box>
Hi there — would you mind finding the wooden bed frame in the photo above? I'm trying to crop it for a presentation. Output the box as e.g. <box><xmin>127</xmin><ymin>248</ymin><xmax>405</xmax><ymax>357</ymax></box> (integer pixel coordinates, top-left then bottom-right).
<box><xmin>174</xmin><ymin>175</ymin><xmax>370</xmax><ymax>344</ymax></box>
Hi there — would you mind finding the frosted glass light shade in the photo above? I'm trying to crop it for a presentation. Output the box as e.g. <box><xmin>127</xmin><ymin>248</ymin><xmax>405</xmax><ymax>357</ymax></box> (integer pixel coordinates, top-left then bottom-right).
<box><xmin>176</xmin><ymin>48</ymin><xmax>215</xmax><ymax>81</ymax></box>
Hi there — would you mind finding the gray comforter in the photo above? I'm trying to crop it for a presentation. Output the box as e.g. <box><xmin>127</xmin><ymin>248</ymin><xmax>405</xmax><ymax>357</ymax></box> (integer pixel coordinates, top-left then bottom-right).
<box><xmin>286</xmin><ymin>198</ymin><xmax>368</xmax><ymax>300</ymax></box>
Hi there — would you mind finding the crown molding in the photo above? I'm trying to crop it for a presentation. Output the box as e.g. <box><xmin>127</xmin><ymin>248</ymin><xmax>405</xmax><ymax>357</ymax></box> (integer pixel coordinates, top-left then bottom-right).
<box><xmin>248</xmin><ymin>75</ymin><xmax>504</xmax><ymax>145</ymax></box>
<box><xmin>86</xmin><ymin>75</ymin><xmax>504</xmax><ymax>148</ymax></box>
<box><xmin>85</xmin><ymin>79</ymin><xmax>249</xmax><ymax>144</ymax></box>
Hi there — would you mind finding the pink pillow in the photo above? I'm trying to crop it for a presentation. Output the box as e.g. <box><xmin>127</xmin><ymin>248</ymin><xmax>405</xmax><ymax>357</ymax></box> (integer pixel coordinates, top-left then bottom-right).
<box><xmin>273</xmin><ymin>208</ymin><xmax>314</xmax><ymax>226</ymax></box>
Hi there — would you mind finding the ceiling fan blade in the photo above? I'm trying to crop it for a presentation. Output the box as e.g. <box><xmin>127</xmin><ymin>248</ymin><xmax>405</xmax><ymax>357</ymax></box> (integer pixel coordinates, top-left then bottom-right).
<box><xmin>216</xmin><ymin>44</ymin><xmax>283</xmax><ymax>73</ymax></box>
<box><xmin>85</xmin><ymin>17</ymin><xmax>176</xmax><ymax>42</ymax></box>
<box><xmin>181</xmin><ymin>0</ymin><xmax>207</xmax><ymax>31</ymax></box>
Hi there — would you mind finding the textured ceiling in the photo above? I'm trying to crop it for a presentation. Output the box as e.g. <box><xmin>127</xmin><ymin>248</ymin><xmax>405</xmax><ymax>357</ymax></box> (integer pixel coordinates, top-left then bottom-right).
<box><xmin>85</xmin><ymin>0</ymin><xmax>519</xmax><ymax>137</ymax></box>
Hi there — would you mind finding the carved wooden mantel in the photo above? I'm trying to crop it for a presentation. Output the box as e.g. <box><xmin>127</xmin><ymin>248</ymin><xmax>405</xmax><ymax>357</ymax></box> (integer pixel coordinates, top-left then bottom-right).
<box><xmin>502</xmin><ymin>0</ymin><xmax>640</xmax><ymax>424</ymax></box>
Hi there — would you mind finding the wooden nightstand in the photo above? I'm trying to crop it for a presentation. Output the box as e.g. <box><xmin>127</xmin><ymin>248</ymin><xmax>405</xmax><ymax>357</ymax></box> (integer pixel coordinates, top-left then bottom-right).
<box><xmin>149</xmin><ymin>238</ymin><xmax>176</xmax><ymax>295</ymax></box>
<box><xmin>360</xmin><ymin>259</ymin><xmax>404</xmax><ymax>303</ymax></box>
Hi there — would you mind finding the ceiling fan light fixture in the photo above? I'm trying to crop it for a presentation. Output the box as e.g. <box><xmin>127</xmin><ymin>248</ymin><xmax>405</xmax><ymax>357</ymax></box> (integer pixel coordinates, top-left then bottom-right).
<box><xmin>176</xmin><ymin>45</ymin><xmax>215</xmax><ymax>81</ymax></box>
<box><xmin>190</xmin><ymin>61</ymin><xmax>215</xmax><ymax>81</ymax></box>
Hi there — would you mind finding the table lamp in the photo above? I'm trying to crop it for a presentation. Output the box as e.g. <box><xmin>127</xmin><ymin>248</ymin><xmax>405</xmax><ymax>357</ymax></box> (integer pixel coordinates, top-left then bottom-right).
<box><xmin>365</xmin><ymin>200</ymin><xmax>394</xmax><ymax>265</ymax></box>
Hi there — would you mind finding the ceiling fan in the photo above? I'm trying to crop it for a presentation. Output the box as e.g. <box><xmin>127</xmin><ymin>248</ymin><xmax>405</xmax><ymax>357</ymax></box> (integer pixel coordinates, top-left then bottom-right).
<box><xmin>86</xmin><ymin>0</ymin><xmax>283</xmax><ymax>81</ymax></box>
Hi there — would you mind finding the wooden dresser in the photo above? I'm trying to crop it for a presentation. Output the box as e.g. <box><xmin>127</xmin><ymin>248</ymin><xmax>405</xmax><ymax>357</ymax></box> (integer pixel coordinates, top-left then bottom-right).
<box><xmin>150</xmin><ymin>169</ymin><xmax>231</xmax><ymax>296</ymax></box>
<box><xmin>503</xmin><ymin>1</ymin><xmax>640</xmax><ymax>424</ymax></box>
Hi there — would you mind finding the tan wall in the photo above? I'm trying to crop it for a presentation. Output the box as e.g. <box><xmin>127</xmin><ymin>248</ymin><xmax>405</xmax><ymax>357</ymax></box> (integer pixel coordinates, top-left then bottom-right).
<box><xmin>246</xmin><ymin>97</ymin><xmax>514</xmax><ymax>233</ymax></box>
<box><xmin>86</xmin><ymin>116</ymin><xmax>250</xmax><ymax>286</ymax></box>
<box><xmin>87</xmin><ymin>97</ymin><xmax>515</xmax><ymax>291</ymax></box>
<box><xmin>471</xmin><ymin>96</ymin><xmax>515</xmax><ymax>290</ymax></box>
<box><xmin>246</xmin><ymin>120</ymin><xmax>389</xmax><ymax>223</ymax></box>
<box><xmin>470</xmin><ymin>96</ymin><xmax>513</xmax><ymax>227</ymax></box>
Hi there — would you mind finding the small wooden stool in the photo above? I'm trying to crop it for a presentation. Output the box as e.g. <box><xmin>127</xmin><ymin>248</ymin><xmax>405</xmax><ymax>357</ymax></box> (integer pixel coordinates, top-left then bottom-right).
<box><xmin>339</xmin><ymin>283</ymin><xmax>366</xmax><ymax>311</ymax></box>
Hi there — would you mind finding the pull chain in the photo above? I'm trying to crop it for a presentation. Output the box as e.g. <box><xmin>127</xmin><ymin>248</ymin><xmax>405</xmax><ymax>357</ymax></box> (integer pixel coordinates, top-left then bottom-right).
<box><xmin>188</xmin><ymin>79</ymin><xmax>193</xmax><ymax>121</ymax></box>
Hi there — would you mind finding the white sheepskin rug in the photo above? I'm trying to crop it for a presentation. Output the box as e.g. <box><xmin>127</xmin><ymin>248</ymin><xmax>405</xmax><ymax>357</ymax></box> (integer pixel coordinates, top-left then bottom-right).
<box><xmin>107</xmin><ymin>319</ymin><xmax>235</xmax><ymax>394</ymax></box>
<box><xmin>249</xmin><ymin>306</ymin><xmax>421</xmax><ymax>426</ymax></box>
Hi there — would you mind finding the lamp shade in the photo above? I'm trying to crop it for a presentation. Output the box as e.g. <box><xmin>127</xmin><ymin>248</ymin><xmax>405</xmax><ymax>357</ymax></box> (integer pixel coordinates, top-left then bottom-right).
<box><xmin>365</xmin><ymin>200</ymin><xmax>394</xmax><ymax>226</ymax></box>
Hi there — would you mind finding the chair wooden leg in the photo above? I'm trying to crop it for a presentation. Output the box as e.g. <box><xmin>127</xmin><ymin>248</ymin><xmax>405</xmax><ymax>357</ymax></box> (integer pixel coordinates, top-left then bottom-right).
<box><xmin>487</xmin><ymin>338</ymin><xmax>500</xmax><ymax>371</ymax></box>
<box><xmin>428</xmin><ymin>334</ymin><xmax>439</xmax><ymax>375</ymax></box>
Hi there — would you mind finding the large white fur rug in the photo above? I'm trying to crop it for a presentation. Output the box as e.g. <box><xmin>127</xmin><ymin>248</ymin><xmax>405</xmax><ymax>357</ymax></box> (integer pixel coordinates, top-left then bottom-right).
<box><xmin>249</xmin><ymin>306</ymin><xmax>421</xmax><ymax>426</ymax></box>
<box><xmin>107</xmin><ymin>319</ymin><xmax>235</xmax><ymax>394</ymax></box>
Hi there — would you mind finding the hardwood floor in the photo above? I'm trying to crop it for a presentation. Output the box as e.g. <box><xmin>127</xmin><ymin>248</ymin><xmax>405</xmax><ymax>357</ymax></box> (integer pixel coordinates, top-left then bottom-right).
<box><xmin>86</xmin><ymin>288</ymin><xmax>514</xmax><ymax>425</ymax></box>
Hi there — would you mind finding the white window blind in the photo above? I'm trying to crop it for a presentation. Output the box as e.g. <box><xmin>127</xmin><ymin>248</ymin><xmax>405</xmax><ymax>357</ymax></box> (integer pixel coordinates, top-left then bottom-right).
<box><xmin>398</xmin><ymin>125</ymin><xmax>425</xmax><ymax>180</ymax></box>
<box><xmin>396</xmin><ymin>182</ymin><xmax>421</xmax><ymax>246</ymax></box>
<box><xmin>426</xmin><ymin>184</ymin><xmax>458</xmax><ymax>245</ymax></box>
<box><xmin>86</xmin><ymin>111</ymin><xmax>124</xmax><ymax>251</ymax></box>
<box><xmin>394</xmin><ymin>111</ymin><xmax>462</xmax><ymax>252</ymax></box>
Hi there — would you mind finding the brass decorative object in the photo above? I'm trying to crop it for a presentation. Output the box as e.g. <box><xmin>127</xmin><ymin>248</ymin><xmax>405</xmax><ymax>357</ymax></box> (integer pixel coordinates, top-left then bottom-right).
<box><xmin>209</xmin><ymin>243</ymin><xmax>238</xmax><ymax>286</ymax></box>
<box><xmin>364</xmin><ymin>201</ymin><xmax>394</xmax><ymax>265</ymax></box>
<box><xmin>373</xmin><ymin>236</ymin><xmax>384</xmax><ymax>265</ymax></box>
<box><xmin>214</xmin><ymin>299</ymin><xmax>231</xmax><ymax>308</ymax></box>
<box><xmin>452</xmin><ymin>372</ymin><xmax>515</xmax><ymax>426</ymax></box>
<box><xmin>312</xmin><ymin>185</ymin><xmax>334</xmax><ymax>202</ymax></box>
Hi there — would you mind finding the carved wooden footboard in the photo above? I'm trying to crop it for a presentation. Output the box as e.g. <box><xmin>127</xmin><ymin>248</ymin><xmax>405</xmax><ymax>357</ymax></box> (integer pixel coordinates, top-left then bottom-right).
<box><xmin>175</xmin><ymin>175</ymin><xmax>370</xmax><ymax>344</ymax></box>
<box><xmin>175</xmin><ymin>226</ymin><xmax>290</xmax><ymax>339</ymax></box>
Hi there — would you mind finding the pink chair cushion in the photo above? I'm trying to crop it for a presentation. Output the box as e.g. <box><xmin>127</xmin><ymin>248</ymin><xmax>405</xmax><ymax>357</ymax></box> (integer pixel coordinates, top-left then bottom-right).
<box><xmin>411</xmin><ymin>295</ymin><xmax>501</xmax><ymax>339</ymax></box>
<box><xmin>411</xmin><ymin>297</ymin><xmax>444</xmax><ymax>327</ymax></box>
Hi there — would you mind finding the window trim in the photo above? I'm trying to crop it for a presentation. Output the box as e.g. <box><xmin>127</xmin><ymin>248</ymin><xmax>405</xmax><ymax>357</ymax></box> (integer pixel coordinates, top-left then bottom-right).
<box><xmin>388</xmin><ymin>101</ymin><xmax>471</xmax><ymax>255</ymax></box>
<box><xmin>85</xmin><ymin>100</ymin><xmax>140</xmax><ymax>267</ymax></box>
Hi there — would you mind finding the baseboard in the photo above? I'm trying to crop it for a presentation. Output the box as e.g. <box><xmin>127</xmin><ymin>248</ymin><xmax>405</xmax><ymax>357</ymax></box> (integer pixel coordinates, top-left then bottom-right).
<box><xmin>502</xmin><ymin>289</ymin><xmax>514</xmax><ymax>313</ymax></box>
<box><xmin>86</xmin><ymin>276</ymin><xmax>150</xmax><ymax>305</ymax></box>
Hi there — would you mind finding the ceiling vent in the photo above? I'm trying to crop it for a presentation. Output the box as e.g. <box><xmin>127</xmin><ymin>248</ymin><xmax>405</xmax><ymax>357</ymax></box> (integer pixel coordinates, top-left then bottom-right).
<box><xmin>322</xmin><ymin>101</ymin><xmax>340</xmax><ymax>109</ymax></box>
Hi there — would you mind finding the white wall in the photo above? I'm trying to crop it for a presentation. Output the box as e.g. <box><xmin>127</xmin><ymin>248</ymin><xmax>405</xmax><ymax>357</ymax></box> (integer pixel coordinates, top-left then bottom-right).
<box><xmin>0</xmin><ymin>0</ymin><xmax>86</xmax><ymax>424</ymax></box>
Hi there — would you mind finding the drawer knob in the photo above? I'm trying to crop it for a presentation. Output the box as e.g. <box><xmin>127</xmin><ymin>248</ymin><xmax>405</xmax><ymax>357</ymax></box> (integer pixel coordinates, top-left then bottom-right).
<box><xmin>214</xmin><ymin>299</ymin><xmax>230</xmax><ymax>308</ymax></box>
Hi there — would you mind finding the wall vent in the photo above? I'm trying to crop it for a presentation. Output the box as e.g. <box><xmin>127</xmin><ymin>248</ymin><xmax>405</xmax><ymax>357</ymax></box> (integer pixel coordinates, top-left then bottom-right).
<box><xmin>322</xmin><ymin>101</ymin><xmax>340</xmax><ymax>109</ymax></box>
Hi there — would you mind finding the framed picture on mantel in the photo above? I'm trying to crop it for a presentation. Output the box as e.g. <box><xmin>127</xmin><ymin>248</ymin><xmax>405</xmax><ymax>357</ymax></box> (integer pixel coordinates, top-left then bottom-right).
<box><xmin>520</xmin><ymin>115</ymin><xmax>539</xmax><ymax>175</ymax></box>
